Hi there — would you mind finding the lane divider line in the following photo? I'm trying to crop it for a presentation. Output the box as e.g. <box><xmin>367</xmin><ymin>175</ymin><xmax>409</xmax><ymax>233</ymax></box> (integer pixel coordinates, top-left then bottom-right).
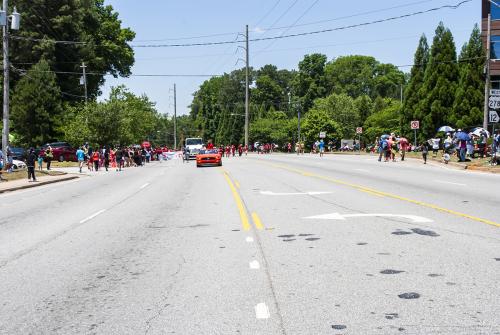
<box><xmin>249</xmin><ymin>260</ymin><xmax>260</xmax><ymax>269</ymax></box>
<box><xmin>246</xmin><ymin>237</ymin><xmax>254</xmax><ymax>243</ymax></box>
<box><xmin>251</xmin><ymin>212</ymin><xmax>264</xmax><ymax>230</ymax></box>
<box><xmin>235</xmin><ymin>181</ymin><xmax>240</xmax><ymax>189</ymax></box>
<box><xmin>266</xmin><ymin>162</ymin><xmax>500</xmax><ymax>228</ymax></box>
<box><xmin>79</xmin><ymin>209</ymin><xmax>106</xmax><ymax>224</ymax></box>
<box><xmin>255</xmin><ymin>303</ymin><xmax>270</xmax><ymax>319</ymax></box>
<box><xmin>140</xmin><ymin>182</ymin><xmax>150</xmax><ymax>190</ymax></box>
<box><xmin>222</xmin><ymin>172</ymin><xmax>251</xmax><ymax>231</ymax></box>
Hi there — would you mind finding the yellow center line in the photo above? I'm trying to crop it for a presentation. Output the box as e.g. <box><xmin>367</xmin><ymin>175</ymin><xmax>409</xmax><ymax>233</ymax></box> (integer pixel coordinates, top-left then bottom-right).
<box><xmin>251</xmin><ymin>212</ymin><xmax>265</xmax><ymax>230</ymax></box>
<box><xmin>222</xmin><ymin>171</ymin><xmax>251</xmax><ymax>231</ymax></box>
<box><xmin>235</xmin><ymin>181</ymin><xmax>240</xmax><ymax>189</ymax></box>
<box><xmin>264</xmin><ymin>162</ymin><xmax>500</xmax><ymax>228</ymax></box>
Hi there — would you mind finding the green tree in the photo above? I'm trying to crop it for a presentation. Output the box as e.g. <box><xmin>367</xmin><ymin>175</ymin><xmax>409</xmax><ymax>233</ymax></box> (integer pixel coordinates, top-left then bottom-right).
<box><xmin>354</xmin><ymin>95</ymin><xmax>373</xmax><ymax>124</ymax></box>
<box><xmin>451</xmin><ymin>25</ymin><xmax>485</xmax><ymax>129</ymax></box>
<box><xmin>309</xmin><ymin>93</ymin><xmax>359</xmax><ymax>139</ymax></box>
<box><xmin>11</xmin><ymin>60</ymin><xmax>63</xmax><ymax>147</ymax></box>
<box><xmin>291</xmin><ymin>53</ymin><xmax>327</xmax><ymax>111</ymax></box>
<box><xmin>324</xmin><ymin>55</ymin><xmax>404</xmax><ymax>99</ymax></box>
<box><xmin>418</xmin><ymin>23</ymin><xmax>459</xmax><ymax>139</ymax></box>
<box><xmin>301</xmin><ymin>109</ymin><xmax>339</xmax><ymax>147</ymax></box>
<box><xmin>402</xmin><ymin>34</ymin><xmax>429</xmax><ymax>136</ymax></box>
<box><xmin>10</xmin><ymin>0</ymin><xmax>135</xmax><ymax>102</ymax></box>
<box><xmin>363</xmin><ymin>99</ymin><xmax>402</xmax><ymax>144</ymax></box>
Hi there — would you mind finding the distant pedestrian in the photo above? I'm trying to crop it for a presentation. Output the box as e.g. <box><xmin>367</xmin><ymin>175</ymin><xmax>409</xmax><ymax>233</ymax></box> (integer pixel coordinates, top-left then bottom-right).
<box><xmin>103</xmin><ymin>146</ymin><xmax>110</xmax><ymax>171</ymax></box>
<box><xmin>319</xmin><ymin>139</ymin><xmax>325</xmax><ymax>157</ymax></box>
<box><xmin>44</xmin><ymin>146</ymin><xmax>53</xmax><ymax>170</ymax></box>
<box><xmin>76</xmin><ymin>146</ymin><xmax>85</xmax><ymax>173</ymax></box>
<box><xmin>0</xmin><ymin>150</ymin><xmax>5</xmax><ymax>181</ymax></box>
<box><xmin>115</xmin><ymin>147</ymin><xmax>123</xmax><ymax>171</ymax></box>
<box><xmin>92</xmin><ymin>150</ymin><xmax>100</xmax><ymax>171</ymax></box>
<box><xmin>26</xmin><ymin>148</ymin><xmax>37</xmax><ymax>182</ymax></box>
<box><xmin>37</xmin><ymin>153</ymin><xmax>43</xmax><ymax>171</ymax></box>
<box><xmin>421</xmin><ymin>142</ymin><xmax>429</xmax><ymax>164</ymax></box>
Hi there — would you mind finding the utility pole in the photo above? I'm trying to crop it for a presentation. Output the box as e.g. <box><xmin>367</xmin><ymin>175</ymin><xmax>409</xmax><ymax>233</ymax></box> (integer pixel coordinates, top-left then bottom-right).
<box><xmin>484</xmin><ymin>13</ymin><xmax>491</xmax><ymax>130</ymax></box>
<box><xmin>1</xmin><ymin>0</ymin><xmax>10</xmax><ymax>167</ymax></box>
<box><xmin>1</xmin><ymin>2</ymin><xmax>19</xmax><ymax>166</ymax></box>
<box><xmin>80</xmin><ymin>62</ymin><xmax>88</xmax><ymax>102</ymax></box>
<box><xmin>173</xmin><ymin>83</ymin><xmax>177</xmax><ymax>150</ymax></box>
<box><xmin>244</xmin><ymin>24</ymin><xmax>249</xmax><ymax>149</ymax></box>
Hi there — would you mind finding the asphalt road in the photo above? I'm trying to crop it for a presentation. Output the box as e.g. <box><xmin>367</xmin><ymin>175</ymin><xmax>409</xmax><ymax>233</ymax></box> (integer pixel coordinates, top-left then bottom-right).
<box><xmin>0</xmin><ymin>154</ymin><xmax>499</xmax><ymax>335</ymax></box>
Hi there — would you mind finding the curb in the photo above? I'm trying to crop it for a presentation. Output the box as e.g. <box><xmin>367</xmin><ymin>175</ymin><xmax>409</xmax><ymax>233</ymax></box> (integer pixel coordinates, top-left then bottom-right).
<box><xmin>0</xmin><ymin>175</ymin><xmax>80</xmax><ymax>194</ymax></box>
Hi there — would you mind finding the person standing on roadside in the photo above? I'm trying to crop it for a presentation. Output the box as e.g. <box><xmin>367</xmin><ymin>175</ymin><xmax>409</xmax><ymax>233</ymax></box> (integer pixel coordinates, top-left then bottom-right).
<box><xmin>103</xmin><ymin>146</ymin><xmax>110</xmax><ymax>171</ymax></box>
<box><xmin>319</xmin><ymin>139</ymin><xmax>325</xmax><ymax>157</ymax></box>
<box><xmin>76</xmin><ymin>146</ymin><xmax>85</xmax><ymax>173</ymax></box>
<box><xmin>92</xmin><ymin>149</ymin><xmax>100</xmax><ymax>171</ymax></box>
<box><xmin>45</xmin><ymin>146</ymin><xmax>53</xmax><ymax>170</ymax></box>
<box><xmin>115</xmin><ymin>147</ymin><xmax>123</xmax><ymax>171</ymax></box>
<box><xmin>421</xmin><ymin>141</ymin><xmax>429</xmax><ymax>164</ymax></box>
<box><xmin>27</xmin><ymin>148</ymin><xmax>37</xmax><ymax>182</ymax></box>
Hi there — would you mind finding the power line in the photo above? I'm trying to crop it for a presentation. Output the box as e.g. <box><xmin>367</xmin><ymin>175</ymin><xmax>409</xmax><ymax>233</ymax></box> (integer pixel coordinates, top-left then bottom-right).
<box><xmin>129</xmin><ymin>0</ymin><xmax>472</xmax><ymax>48</ymax></box>
<box><xmin>256</xmin><ymin>0</ymin><xmax>321</xmax><ymax>55</ymax></box>
<box><xmin>259</xmin><ymin>0</ymin><xmax>434</xmax><ymax>32</ymax></box>
<box><xmin>253</xmin><ymin>0</ymin><xmax>282</xmax><ymax>27</ymax></box>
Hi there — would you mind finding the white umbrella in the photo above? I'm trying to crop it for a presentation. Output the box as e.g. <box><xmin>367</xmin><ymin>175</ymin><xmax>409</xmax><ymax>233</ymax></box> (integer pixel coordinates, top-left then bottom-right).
<box><xmin>438</xmin><ymin>126</ymin><xmax>455</xmax><ymax>132</ymax></box>
<box><xmin>472</xmin><ymin>128</ymin><xmax>490</xmax><ymax>138</ymax></box>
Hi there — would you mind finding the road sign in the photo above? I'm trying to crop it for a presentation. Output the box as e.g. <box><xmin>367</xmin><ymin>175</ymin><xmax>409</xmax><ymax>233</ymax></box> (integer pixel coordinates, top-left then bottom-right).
<box><xmin>356</xmin><ymin>127</ymin><xmax>363</xmax><ymax>134</ymax></box>
<box><xmin>411</xmin><ymin>121</ymin><xmax>419</xmax><ymax>130</ymax></box>
<box><xmin>490</xmin><ymin>110</ymin><xmax>499</xmax><ymax>123</ymax></box>
<box><xmin>489</xmin><ymin>96</ymin><xmax>500</xmax><ymax>109</ymax></box>
<box><xmin>319</xmin><ymin>131</ymin><xmax>326</xmax><ymax>138</ymax></box>
<box><xmin>490</xmin><ymin>89</ymin><xmax>500</xmax><ymax>96</ymax></box>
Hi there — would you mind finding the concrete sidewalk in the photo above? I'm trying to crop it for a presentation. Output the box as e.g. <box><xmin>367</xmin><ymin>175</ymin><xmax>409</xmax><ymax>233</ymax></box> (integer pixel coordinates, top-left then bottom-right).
<box><xmin>0</xmin><ymin>173</ymin><xmax>80</xmax><ymax>194</ymax></box>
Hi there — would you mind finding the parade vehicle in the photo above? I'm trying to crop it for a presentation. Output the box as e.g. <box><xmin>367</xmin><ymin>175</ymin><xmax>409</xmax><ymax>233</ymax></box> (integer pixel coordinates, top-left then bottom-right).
<box><xmin>185</xmin><ymin>137</ymin><xmax>204</xmax><ymax>159</ymax></box>
<box><xmin>196</xmin><ymin>149</ymin><xmax>222</xmax><ymax>167</ymax></box>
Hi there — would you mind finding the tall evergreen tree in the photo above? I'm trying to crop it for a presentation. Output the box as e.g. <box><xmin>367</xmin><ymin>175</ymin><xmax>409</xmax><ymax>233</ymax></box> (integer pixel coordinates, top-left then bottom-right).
<box><xmin>11</xmin><ymin>60</ymin><xmax>63</xmax><ymax>147</ymax></box>
<box><xmin>418</xmin><ymin>23</ymin><xmax>459</xmax><ymax>139</ymax></box>
<box><xmin>451</xmin><ymin>25</ymin><xmax>485</xmax><ymax>129</ymax></box>
<box><xmin>401</xmin><ymin>34</ymin><xmax>429</xmax><ymax>136</ymax></box>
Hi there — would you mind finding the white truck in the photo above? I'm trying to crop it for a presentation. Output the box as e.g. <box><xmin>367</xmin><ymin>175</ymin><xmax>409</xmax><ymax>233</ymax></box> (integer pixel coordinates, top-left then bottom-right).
<box><xmin>185</xmin><ymin>137</ymin><xmax>204</xmax><ymax>159</ymax></box>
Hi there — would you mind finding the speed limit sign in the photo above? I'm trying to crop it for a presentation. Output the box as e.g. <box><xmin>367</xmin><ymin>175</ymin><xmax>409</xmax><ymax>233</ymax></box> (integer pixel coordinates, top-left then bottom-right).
<box><xmin>411</xmin><ymin>121</ymin><xmax>420</xmax><ymax>130</ymax></box>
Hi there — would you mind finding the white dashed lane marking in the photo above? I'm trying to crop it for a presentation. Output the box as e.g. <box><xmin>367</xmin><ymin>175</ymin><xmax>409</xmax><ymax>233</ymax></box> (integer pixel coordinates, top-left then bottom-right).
<box><xmin>140</xmin><ymin>183</ymin><xmax>150</xmax><ymax>189</ymax></box>
<box><xmin>249</xmin><ymin>260</ymin><xmax>260</xmax><ymax>269</ymax></box>
<box><xmin>79</xmin><ymin>209</ymin><xmax>106</xmax><ymax>224</ymax></box>
<box><xmin>255</xmin><ymin>303</ymin><xmax>270</xmax><ymax>319</ymax></box>
<box><xmin>246</xmin><ymin>237</ymin><xmax>254</xmax><ymax>243</ymax></box>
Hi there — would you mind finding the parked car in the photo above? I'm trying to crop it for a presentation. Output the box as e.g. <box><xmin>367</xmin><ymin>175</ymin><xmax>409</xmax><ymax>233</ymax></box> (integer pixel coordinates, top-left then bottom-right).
<box><xmin>12</xmin><ymin>159</ymin><xmax>26</xmax><ymax>170</ymax></box>
<box><xmin>38</xmin><ymin>142</ymin><xmax>77</xmax><ymax>162</ymax></box>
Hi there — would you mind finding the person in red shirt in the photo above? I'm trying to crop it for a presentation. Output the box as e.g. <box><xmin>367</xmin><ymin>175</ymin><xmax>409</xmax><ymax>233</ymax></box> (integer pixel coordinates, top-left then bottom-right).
<box><xmin>206</xmin><ymin>140</ymin><xmax>214</xmax><ymax>150</ymax></box>
<box><xmin>238</xmin><ymin>144</ymin><xmax>243</xmax><ymax>157</ymax></box>
<box><xmin>92</xmin><ymin>150</ymin><xmax>100</xmax><ymax>172</ymax></box>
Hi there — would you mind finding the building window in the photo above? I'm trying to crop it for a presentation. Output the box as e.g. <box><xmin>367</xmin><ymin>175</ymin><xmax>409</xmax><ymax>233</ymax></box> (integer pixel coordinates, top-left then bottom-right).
<box><xmin>492</xmin><ymin>36</ymin><xmax>500</xmax><ymax>59</ymax></box>
<box><xmin>492</xmin><ymin>3</ymin><xmax>500</xmax><ymax>20</ymax></box>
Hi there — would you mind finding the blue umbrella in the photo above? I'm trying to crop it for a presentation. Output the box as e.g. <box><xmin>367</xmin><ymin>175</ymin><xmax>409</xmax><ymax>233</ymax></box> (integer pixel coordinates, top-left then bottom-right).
<box><xmin>455</xmin><ymin>131</ymin><xmax>471</xmax><ymax>141</ymax></box>
<box><xmin>438</xmin><ymin>126</ymin><xmax>455</xmax><ymax>132</ymax></box>
<box><xmin>381</xmin><ymin>134</ymin><xmax>390</xmax><ymax>139</ymax></box>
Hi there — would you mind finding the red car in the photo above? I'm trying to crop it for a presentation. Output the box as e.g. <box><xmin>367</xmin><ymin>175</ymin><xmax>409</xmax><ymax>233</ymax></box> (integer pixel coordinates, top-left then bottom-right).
<box><xmin>38</xmin><ymin>142</ymin><xmax>77</xmax><ymax>162</ymax></box>
<box><xmin>196</xmin><ymin>149</ymin><xmax>222</xmax><ymax>167</ymax></box>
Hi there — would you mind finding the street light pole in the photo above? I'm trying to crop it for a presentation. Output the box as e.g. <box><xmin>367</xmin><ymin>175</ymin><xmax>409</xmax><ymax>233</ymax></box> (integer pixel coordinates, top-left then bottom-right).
<box><xmin>244</xmin><ymin>24</ymin><xmax>249</xmax><ymax>148</ymax></box>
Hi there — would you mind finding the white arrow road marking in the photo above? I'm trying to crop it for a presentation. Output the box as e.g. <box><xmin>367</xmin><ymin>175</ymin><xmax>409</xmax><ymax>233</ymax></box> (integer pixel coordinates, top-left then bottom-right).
<box><xmin>433</xmin><ymin>180</ymin><xmax>466</xmax><ymax>187</ymax></box>
<box><xmin>249</xmin><ymin>260</ymin><xmax>260</xmax><ymax>269</ymax></box>
<box><xmin>260</xmin><ymin>191</ymin><xmax>332</xmax><ymax>196</ymax></box>
<box><xmin>246</xmin><ymin>237</ymin><xmax>254</xmax><ymax>243</ymax></box>
<box><xmin>304</xmin><ymin>213</ymin><xmax>433</xmax><ymax>223</ymax></box>
<box><xmin>80</xmin><ymin>209</ymin><xmax>107</xmax><ymax>224</ymax></box>
<box><xmin>255</xmin><ymin>303</ymin><xmax>270</xmax><ymax>319</ymax></box>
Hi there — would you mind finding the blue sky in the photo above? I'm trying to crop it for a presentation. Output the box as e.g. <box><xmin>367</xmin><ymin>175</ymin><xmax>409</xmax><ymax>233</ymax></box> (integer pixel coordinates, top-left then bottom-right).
<box><xmin>102</xmin><ymin>0</ymin><xmax>480</xmax><ymax>116</ymax></box>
